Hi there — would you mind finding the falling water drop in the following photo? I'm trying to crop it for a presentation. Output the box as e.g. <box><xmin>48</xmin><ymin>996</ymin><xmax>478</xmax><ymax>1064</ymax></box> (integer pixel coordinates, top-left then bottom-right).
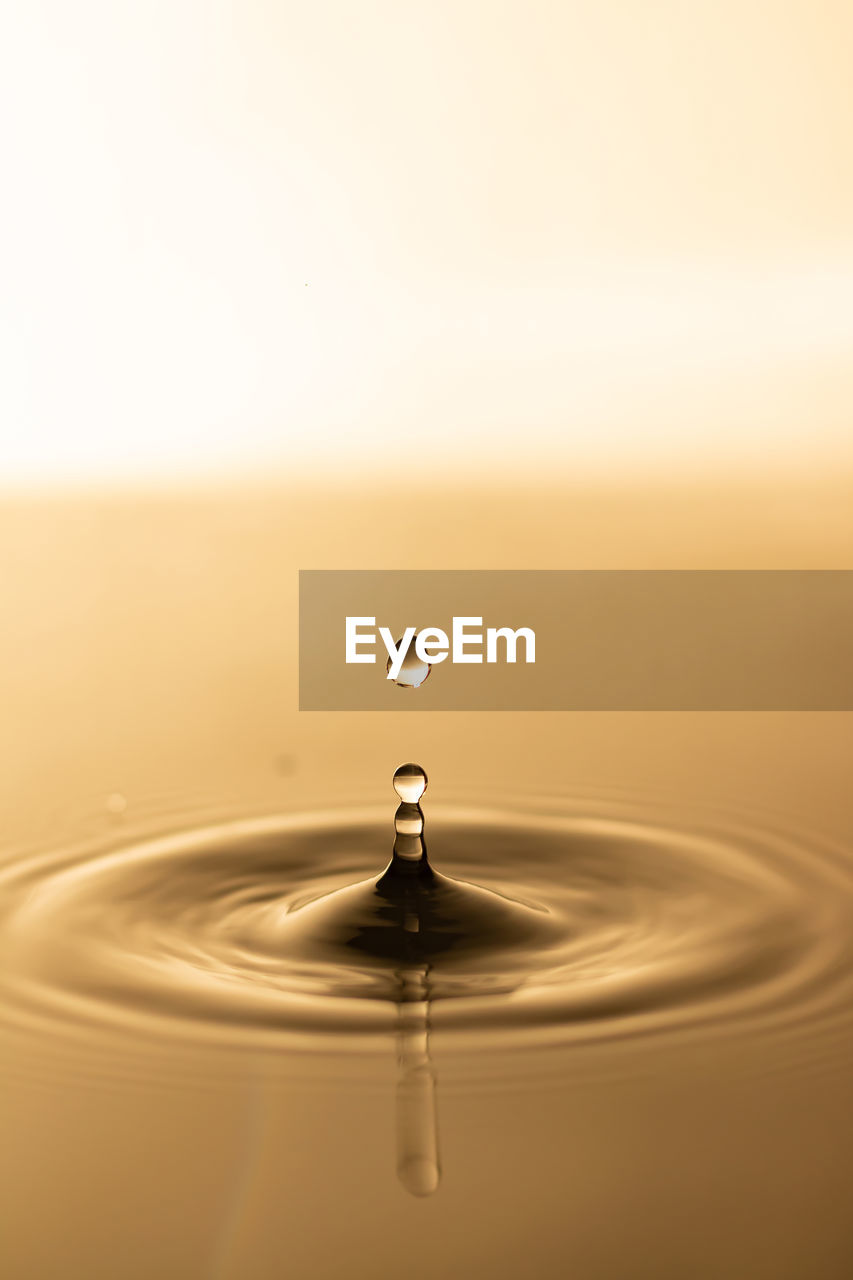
<box><xmin>387</xmin><ymin>635</ymin><xmax>431</xmax><ymax>688</ymax></box>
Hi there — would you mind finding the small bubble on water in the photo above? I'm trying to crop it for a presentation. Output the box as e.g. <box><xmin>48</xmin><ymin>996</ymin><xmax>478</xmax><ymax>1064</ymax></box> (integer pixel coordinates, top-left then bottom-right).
<box><xmin>387</xmin><ymin>635</ymin><xmax>431</xmax><ymax>689</ymax></box>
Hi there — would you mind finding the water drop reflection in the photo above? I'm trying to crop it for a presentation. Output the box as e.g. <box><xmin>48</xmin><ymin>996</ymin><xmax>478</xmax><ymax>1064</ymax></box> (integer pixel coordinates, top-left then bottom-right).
<box><xmin>395</xmin><ymin>968</ymin><xmax>440</xmax><ymax>1198</ymax></box>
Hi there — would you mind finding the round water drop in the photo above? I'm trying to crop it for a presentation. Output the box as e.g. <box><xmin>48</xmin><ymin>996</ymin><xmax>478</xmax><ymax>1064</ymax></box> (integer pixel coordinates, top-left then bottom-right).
<box><xmin>387</xmin><ymin>635</ymin><xmax>431</xmax><ymax>689</ymax></box>
<box><xmin>393</xmin><ymin>763</ymin><xmax>428</xmax><ymax>805</ymax></box>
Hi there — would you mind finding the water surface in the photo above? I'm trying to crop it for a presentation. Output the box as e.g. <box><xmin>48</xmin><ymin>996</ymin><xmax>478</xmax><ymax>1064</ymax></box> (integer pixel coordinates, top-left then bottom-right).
<box><xmin>2</xmin><ymin>483</ymin><xmax>852</xmax><ymax>1279</ymax></box>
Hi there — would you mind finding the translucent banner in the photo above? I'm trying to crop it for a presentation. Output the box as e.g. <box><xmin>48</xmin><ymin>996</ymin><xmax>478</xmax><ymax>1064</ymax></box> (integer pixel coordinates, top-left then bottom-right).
<box><xmin>299</xmin><ymin>571</ymin><xmax>853</xmax><ymax>710</ymax></box>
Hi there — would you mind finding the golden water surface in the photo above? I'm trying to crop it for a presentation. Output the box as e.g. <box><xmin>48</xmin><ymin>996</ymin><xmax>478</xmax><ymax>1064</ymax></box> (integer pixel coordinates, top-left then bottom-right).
<box><xmin>1</xmin><ymin>477</ymin><xmax>852</xmax><ymax>1280</ymax></box>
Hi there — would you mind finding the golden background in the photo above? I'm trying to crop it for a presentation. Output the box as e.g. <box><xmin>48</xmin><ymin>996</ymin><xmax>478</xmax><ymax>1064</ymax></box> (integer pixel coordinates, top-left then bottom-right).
<box><xmin>2</xmin><ymin>5</ymin><xmax>853</xmax><ymax>1279</ymax></box>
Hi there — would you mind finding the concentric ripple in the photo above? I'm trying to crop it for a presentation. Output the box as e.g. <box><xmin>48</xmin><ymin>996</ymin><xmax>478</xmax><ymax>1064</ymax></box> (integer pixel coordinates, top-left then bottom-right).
<box><xmin>2</xmin><ymin>798</ymin><xmax>853</xmax><ymax>1065</ymax></box>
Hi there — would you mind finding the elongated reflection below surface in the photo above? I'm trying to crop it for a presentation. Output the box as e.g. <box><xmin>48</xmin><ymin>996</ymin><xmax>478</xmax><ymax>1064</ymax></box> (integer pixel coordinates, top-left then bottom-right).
<box><xmin>391</xmin><ymin>769</ymin><xmax>440</xmax><ymax>1197</ymax></box>
<box><xmin>395</xmin><ymin>968</ymin><xmax>440</xmax><ymax>1198</ymax></box>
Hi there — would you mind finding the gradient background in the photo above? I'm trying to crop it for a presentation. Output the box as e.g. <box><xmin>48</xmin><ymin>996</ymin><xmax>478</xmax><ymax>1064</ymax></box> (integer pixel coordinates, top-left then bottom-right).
<box><xmin>3</xmin><ymin>0</ymin><xmax>853</xmax><ymax>487</ymax></box>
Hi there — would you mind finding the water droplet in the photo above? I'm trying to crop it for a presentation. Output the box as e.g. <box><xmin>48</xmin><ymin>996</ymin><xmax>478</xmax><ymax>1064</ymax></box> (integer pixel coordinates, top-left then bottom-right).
<box><xmin>276</xmin><ymin>762</ymin><xmax>562</xmax><ymax>975</ymax></box>
<box><xmin>105</xmin><ymin>792</ymin><xmax>127</xmax><ymax>816</ymax></box>
<box><xmin>387</xmin><ymin>635</ymin><xmax>431</xmax><ymax>688</ymax></box>
<box><xmin>391</xmin><ymin>765</ymin><xmax>428</xmax><ymax>866</ymax></box>
<box><xmin>393</xmin><ymin>763</ymin><xmax>427</xmax><ymax>805</ymax></box>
